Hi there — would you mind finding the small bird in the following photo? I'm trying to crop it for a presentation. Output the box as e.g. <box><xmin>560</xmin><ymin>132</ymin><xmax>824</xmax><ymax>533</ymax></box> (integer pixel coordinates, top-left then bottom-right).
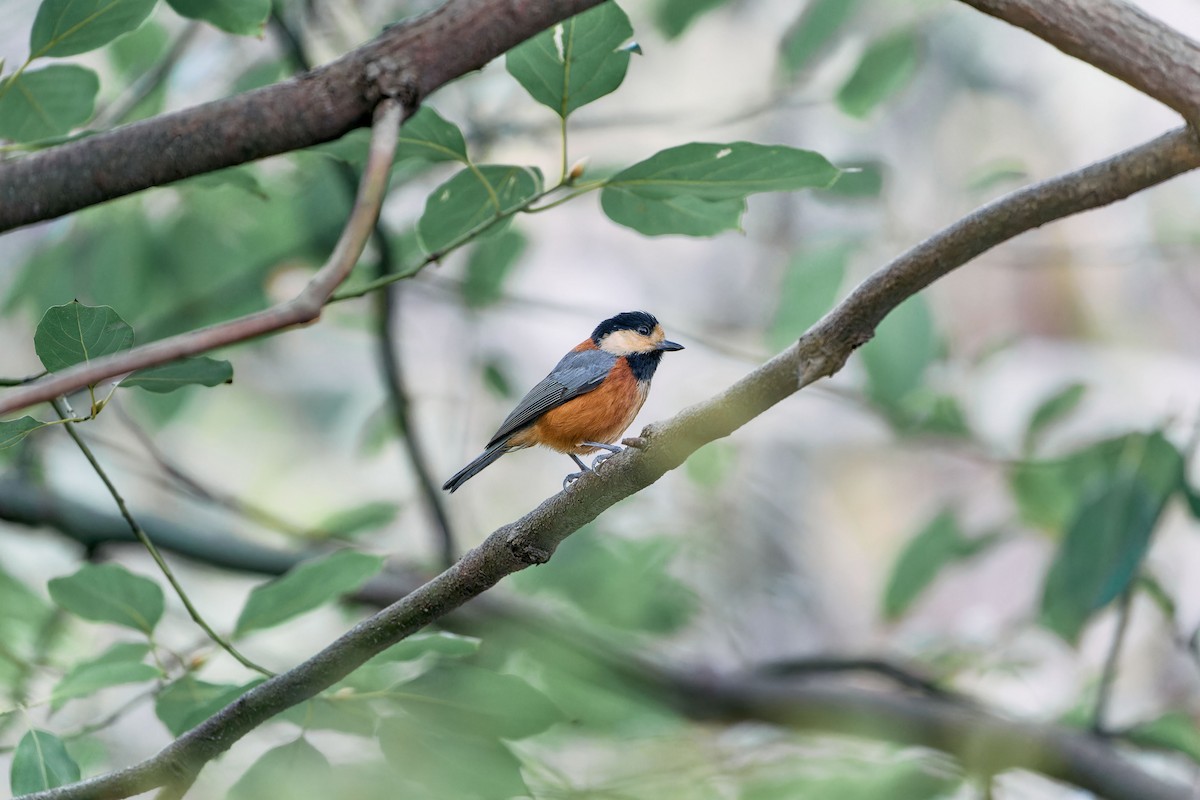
<box><xmin>443</xmin><ymin>311</ymin><xmax>684</xmax><ymax>493</ymax></box>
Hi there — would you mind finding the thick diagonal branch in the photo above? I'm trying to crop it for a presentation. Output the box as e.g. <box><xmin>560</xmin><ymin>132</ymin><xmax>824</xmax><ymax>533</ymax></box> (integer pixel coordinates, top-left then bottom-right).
<box><xmin>21</xmin><ymin>126</ymin><xmax>1200</xmax><ymax>800</ymax></box>
<box><xmin>0</xmin><ymin>0</ymin><xmax>603</xmax><ymax>234</ymax></box>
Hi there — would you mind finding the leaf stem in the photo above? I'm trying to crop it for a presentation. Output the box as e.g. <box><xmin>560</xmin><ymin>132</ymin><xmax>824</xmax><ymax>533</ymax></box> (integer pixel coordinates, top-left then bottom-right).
<box><xmin>1093</xmin><ymin>584</ymin><xmax>1134</xmax><ymax>734</ymax></box>
<box><xmin>51</xmin><ymin>401</ymin><xmax>273</xmax><ymax>677</ymax></box>
<box><xmin>559</xmin><ymin>113</ymin><xmax>569</xmax><ymax>185</ymax></box>
<box><xmin>330</xmin><ymin>182</ymin><xmax>574</xmax><ymax>302</ymax></box>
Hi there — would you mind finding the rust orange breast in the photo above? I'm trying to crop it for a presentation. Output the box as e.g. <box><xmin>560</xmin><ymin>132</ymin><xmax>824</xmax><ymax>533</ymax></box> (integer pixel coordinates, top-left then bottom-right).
<box><xmin>515</xmin><ymin>359</ymin><xmax>649</xmax><ymax>454</ymax></box>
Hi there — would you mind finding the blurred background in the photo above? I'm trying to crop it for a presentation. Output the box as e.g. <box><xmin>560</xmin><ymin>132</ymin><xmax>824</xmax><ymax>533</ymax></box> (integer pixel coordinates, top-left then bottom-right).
<box><xmin>2</xmin><ymin>0</ymin><xmax>1200</xmax><ymax>797</ymax></box>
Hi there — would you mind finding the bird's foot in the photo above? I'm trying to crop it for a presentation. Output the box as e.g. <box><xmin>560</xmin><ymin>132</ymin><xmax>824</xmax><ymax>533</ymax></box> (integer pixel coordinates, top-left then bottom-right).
<box><xmin>563</xmin><ymin>470</ymin><xmax>586</xmax><ymax>490</ymax></box>
<box><xmin>580</xmin><ymin>441</ymin><xmax>622</xmax><ymax>471</ymax></box>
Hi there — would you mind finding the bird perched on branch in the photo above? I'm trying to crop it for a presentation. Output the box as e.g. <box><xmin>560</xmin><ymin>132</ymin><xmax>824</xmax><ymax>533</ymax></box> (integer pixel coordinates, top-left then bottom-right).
<box><xmin>442</xmin><ymin>311</ymin><xmax>684</xmax><ymax>493</ymax></box>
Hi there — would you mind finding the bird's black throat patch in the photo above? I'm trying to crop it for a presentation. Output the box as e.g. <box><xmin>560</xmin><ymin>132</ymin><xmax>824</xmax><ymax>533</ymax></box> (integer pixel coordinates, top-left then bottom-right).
<box><xmin>625</xmin><ymin>349</ymin><xmax>664</xmax><ymax>382</ymax></box>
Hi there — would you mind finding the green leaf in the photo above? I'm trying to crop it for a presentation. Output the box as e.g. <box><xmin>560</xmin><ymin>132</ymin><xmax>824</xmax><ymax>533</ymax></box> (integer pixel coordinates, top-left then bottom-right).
<box><xmin>235</xmin><ymin>550</ymin><xmax>384</xmax><ymax>636</ymax></box>
<box><xmin>654</xmin><ymin>0</ymin><xmax>728</xmax><ymax>38</ymax></box>
<box><xmin>48</xmin><ymin>563</ymin><xmax>164</xmax><ymax>634</ymax></box>
<box><xmin>1040</xmin><ymin>474</ymin><xmax>1159</xmax><ymax>643</ymax></box>
<box><xmin>395</xmin><ymin>107</ymin><xmax>469</xmax><ymax>163</ymax></box>
<box><xmin>165</xmin><ymin>0</ymin><xmax>271</xmax><ymax>35</ymax></box>
<box><xmin>1137</xmin><ymin>573</ymin><xmax>1177</xmax><ymax>621</ymax></box>
<box><xmin>463</xmin><ymin>229</ymin><xmax>526</xmax><ymax>308</ymax></box>
<box><xmin>859</xmin><ymin>294</ymin><xmax>936</xmax><ymax>412</ymax></box>
<box><xmin>229</xmin><ymin>738</ymin><xmax>333</xmax><ymax>800</ymax></box>
<box><xmin>416</xmin><ymin>165</ymin><xmax>543</xmax><ymax>254</ymax></box>
<box><xmin>1126</xmin><ymin>713</ymin><xmax>1200</xmax><ymax>764</ymax></box>
<box><xmin>837</xmin><ymin>30</ymin><xmax>920</xmax><ymax>118</ymax></box>
<box><xmin>317</xmin><ymin>501</ymin><xmax>399</xmax><ymax>538</ymax></box>
<box><xmin>506</xmin><ymin>2</ymin><xmax>634</xmax><ymax>117</ymax></box>
<box><xmin>1011</xmin><ymin>431</ymin><xmax>1183</xmax><ymax>531</ymax></box>
<box><xmin>883</xmin><ymin>510</ymin><xmax>999</xmax><ymax>620</ymax></box>
<box><xmin>378</xmin><ymin>714</ymin><xmax>529</xmax><ymax>799</ymax></box>
<box><xmin>30</xmin><ymin>0</ymin><xmax>157</xmax><ymax>58</ymax></box>
<box><xmin>121</xmin><ymin>357</ymin><xmax>233</xmax><ymax>393</ymax></box>
<box><xmin>34</xmin><ymin>301</ymin><xmax>134</xmax><ymax>374</ymax></box>
<box><xmin>602</xmin><ymin>142</ymin><xmax>839</xmax><ymax>237</ymax></box>
<box><xmin>600</xmin><ymin>190</ymin><xmax>746</xmax><ymax>236</ymax></box>
<box><xmin>10</xmin><ymin>729</ymin><xmax>80</xmax><ymax>795</ymax></box>
<box><xmin>51</xmin><ymin>643</ymin><xmax>160</xmax><ymax>710</ymax></box>
<box><xmin>155</xmin><ymin>677</ymin><xmax>261</xmax><ymax>736</ymax></box>
<box><xmin>109</xmin><ymin>18</ymin><xmax>169</xmax><ymax>78</ymax></box>
<box><xmin>768</xmin><ymin>241</ymin><xmax>850</xmax><ymax>350</ymax></box>
<box><xmin>0</xmin><ymin>416</ymin><xmax>49</xmax><ymax>450</ymax></box>
<box><xmin>372</xmin><ymin>632</ymin><xmax>482</xmax><ymax>663</ymax></box>
<box><xmin>0</xmin><ymin>66</ymin><xmax>99</xmax><ymax>142</ymax></box>
<box><xmin>1023</xmin><ymin>383</ymin><xmax>1085</xmax><ymax>454</ymax></box>
<box><xmin>1186</xmin><ymin>481</ymin><xmax>1200</xmax><ymax>521</ymax></box>
<box><xmin>824</xmin><ymin>160</ymin><xmax>884</xmax><ymax>198</ymax></box>
<box><xmin>394</xmin><ymin>664</ymin><xmax>563</xmax><ymax>740</ymax></box>
<box><xmin>0</xmin><ymin>561</ymin><xmax>53</xmax><ymax>636</ymax></box>
<box><xmin>781</xmin><ymin>0</ymin><xmax>860</xmax><ymax>73</ymax></box>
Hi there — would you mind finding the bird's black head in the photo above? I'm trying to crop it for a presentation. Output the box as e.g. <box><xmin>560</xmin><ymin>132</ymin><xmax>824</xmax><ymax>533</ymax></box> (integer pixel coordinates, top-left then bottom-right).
<box><xmin>591</xmin><ymin>311</ymin><xmax>660</xmax><ymax>343</ymax></box>
<box><xmin>590</xmin><ymin>312</ymin><xmax>684</xmax><ymax>380</ymax></box>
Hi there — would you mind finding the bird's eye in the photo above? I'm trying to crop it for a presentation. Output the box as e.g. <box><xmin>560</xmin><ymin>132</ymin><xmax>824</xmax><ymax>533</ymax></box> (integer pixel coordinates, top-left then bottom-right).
<box><xmin>636</xmin><ymin>325</ymin><xmax>651</xmax><ymax>336</ymax></box>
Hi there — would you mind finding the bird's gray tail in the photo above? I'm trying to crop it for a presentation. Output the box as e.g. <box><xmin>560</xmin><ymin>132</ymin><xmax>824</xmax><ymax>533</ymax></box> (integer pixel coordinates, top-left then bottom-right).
<box><xmin>442</xmin><ymin>443</ymin><xmax>509</xmax><ymax>493</ymax></box>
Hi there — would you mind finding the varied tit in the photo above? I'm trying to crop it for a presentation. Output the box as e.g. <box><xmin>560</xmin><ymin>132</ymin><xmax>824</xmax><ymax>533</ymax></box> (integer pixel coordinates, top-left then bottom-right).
<box><xmin>442</xmin><ymin>311</ymin><xmax>684</xmax><ymax>493</ymax></box>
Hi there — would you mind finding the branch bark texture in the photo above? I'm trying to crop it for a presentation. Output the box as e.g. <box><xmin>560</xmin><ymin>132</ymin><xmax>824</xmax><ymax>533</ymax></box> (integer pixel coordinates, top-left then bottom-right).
<box><xmin>20</xmin><ymin>124</ymin><xmax>1200</xmax><ymax>800</ymax></box>
<box><xmin>0</xmin><ymin>0</ymin><xmax>604</xmax><ymax>233</ymax></box>
<box><xmin>9</xmin><ymin>0</ymin><xmax>1200</xmax><ymax>798</ymax></box>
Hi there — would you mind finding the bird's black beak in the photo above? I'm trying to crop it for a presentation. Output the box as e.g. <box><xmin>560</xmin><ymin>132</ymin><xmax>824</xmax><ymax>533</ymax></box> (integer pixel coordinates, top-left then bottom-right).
<box><xmin>658</xmin><ymin>340</ymin><xmax>684</xmax><ymax>352</ymax></box>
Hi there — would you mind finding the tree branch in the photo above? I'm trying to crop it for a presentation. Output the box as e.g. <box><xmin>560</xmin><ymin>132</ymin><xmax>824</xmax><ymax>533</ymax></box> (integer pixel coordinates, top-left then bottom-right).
<box><xmin>0</xmin><ymin>0</ymin><xmax>604</xmax><ymax>233</ymax></box>
<box><xmin>0</xmin><ymin>98</ymin><xmax>405</xmax><ymax>417</ymax></box>
<box><xmin>665</xmin><ymin>673</ymin><xmax>1188</xmax><ymax>800</ymax></box>
<box><xmin>956</xmin><ymin>0</ymin><xmax>1200</xmax><ymax>122</ymax></box>
<box><xmin>17</xmin><ymin>124</ymin><xmax>1200</xmax><ymax>800</ymax></box>
<box><xmin>269</xmin><ymin>7</ymin><xmax>458</xmax><ymax>567</ymax></box>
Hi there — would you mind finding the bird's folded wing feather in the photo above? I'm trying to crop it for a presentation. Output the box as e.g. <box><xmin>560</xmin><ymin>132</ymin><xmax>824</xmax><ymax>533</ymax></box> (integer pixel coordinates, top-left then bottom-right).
<box><xmin>486</xmin><ymin>348</ymin><xmax>616</xmax><ymax>448</ymax></box>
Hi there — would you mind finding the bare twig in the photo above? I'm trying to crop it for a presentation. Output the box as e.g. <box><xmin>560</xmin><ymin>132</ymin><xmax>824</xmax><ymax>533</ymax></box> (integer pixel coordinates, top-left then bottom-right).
<box><xmin>110</xmin><ymin>402</ymin><xmax>314</xmax><ymax>538</ymax></box>
<box><xmin>0</xmin><ymin>0</ymin><xmax>605</xmax><ymax>233</ymax></box>
<box><xmin>375</xmin><ymin>273</ymin><xmax>459</xmax><ymax>567</ymax></box>
<box><xmin>1093</xmin><ymin>586</ymin><xmax>1135</xmax><ymax>735</ymax></box>
<box><xmin>0</xmin><ymin>98</ymin><xmax>406</xmax><ymax>417</ymax></box>
<box><xmin>757</xmin><ymin>655</ymin><xmax>964</xmax><ymax>701</ymax></box>
<box><xmin>93</xmin><ymin>23</ymin><xmax>202</xmax><ymax>129</ymax></box>
<box><xmin>270</xmin><ymin>7</ymin><xmax>458</xmax><ymax>568</ymax></box>
<box><xmin>52</xmin><ymin>401</ymin><xmax>273</xmax><ymax>677</ymax></box>
<box><xmin>18</xmin><ymin>121</ymin><xmax>1200</xmax><ymax>800</ymax></box>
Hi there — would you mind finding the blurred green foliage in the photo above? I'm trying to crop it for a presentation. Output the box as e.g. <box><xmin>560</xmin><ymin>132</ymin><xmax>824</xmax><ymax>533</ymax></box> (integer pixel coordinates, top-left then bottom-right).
<box><xmin>1</xmin><ymin>0</ymin><xmax>1197</xmax><ymax>797</ymax></box>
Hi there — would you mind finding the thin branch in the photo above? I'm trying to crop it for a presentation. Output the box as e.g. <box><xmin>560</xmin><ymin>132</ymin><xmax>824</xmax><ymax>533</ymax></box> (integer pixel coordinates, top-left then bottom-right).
<box><xmin>0</xmin><ymin>0</ymin><xmax>605</xmax><ymax>233</ymax></box>
<box><xmin>52</xmin><ymin>401</ymin><xmax>272</xmax><ymax>677</ymax></box>
<box><xmin>756</xmin><ymin>655</ymin><xmax>965</xmax><ymax>702</ymax></box>
<box><xmin>1093</xmin><ymin>586</ymin><xmax>1135</xmax><ymax>735</ymax></box>
<box><xmin>2</xmin><ymin>471</ymin><xmax>1187</xmax><ymax>800</ymax></box>
<box><xmin>0</xmin><ymin>98</ymin><xmax>406</xmax><ymax>417</ymax></box>
<box><xmin>374</xmin><ymin>266</ymin><xmax>459</xmax><ymax>567</ymax></box>
<box><xmin>663</xmin><ymin>672</ymin><xmax>1187</xmax><ymax>800</ymax></box>
<box><xmin>957</xmin><ymin>0</ymin><xmax>1200</xmax><ymax>122</ymax></box>
<box><xmin>109</xmin><ymin>402</ymin><xmax>314</xmax><ymax>538</ymax></box>
<box><xmin>93</xmin><ymin>23</ymin><xmax>202</xmax><ymax>129</ymax></box>
<box><xmin>19</xmin><ymin>124</ymin><xmax>1200</xmax><ymax>800</ymax></box>
<box><xmin>270</xmin><ymin>8</ymin><xmax>457</xmax><ymax>567</ymax></box>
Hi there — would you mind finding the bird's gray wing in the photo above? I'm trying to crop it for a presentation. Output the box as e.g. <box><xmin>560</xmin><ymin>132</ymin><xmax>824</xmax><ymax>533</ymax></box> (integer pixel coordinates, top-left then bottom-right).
<box><xmin>486</xmin><ymin>348</ymin><xmax>616</xmax><ymax>448</ymax></box>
